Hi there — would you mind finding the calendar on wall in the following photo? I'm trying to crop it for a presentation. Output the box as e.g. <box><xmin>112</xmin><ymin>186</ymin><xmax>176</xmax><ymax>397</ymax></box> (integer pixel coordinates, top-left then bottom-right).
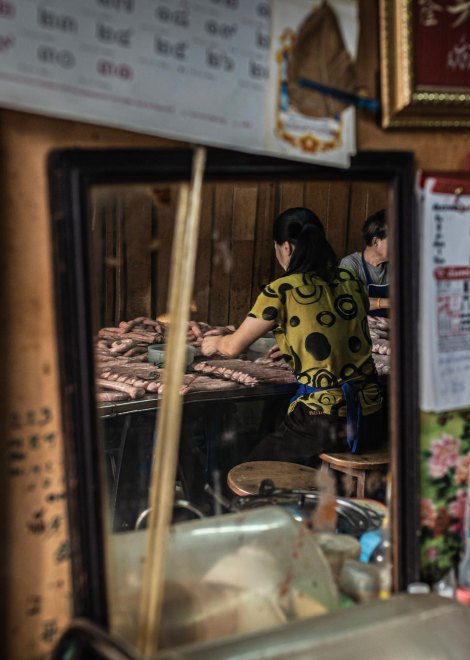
<box><xmin>0</xmin><ymin>0</ymin><xmax>358</xmax><ymax>167</ymax></box>
<box><xmin>419</xmin><ymin>172</ymin><xmax>470</xmax><ymax>412</ymax></box>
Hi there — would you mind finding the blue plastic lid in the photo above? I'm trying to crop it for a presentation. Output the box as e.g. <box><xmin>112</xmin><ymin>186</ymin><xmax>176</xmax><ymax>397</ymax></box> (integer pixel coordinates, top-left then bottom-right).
<box><xmin>359</xmin><ymin>530</ymin><xmax>382</xmax><ymax>563</ymax></box>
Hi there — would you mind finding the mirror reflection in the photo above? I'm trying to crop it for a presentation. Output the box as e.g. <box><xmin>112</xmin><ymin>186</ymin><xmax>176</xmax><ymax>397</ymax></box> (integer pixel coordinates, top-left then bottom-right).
<box><xmin>89</xmin><ymin>177</ymin><xmax>393</xmax><ymax>650</ymax></box>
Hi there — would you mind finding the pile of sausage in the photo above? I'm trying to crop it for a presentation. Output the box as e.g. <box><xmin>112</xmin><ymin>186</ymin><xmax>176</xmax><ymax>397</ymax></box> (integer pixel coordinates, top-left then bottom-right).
<box><xmin>95</xmin><ymin>316</ymin><xmax>167</xmax><ymax>402</ymax></box>
<box><xmin>368</xmin><ymin>315</ymin><xmax>391</xmax><ymax>376</ymax></box>
<box><xmin>193</xmin><ymin>359</ymin><xmax>297</xmax><ymax>387</ymax></box>
<box><xmin>94</xmin><ymin>317</ymin><xmax>286</xmax><ymax>402</ymax></box>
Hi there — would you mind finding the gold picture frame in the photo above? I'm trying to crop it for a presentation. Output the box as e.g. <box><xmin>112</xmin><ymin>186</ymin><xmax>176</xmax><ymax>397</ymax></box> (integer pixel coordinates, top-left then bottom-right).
<box><xmin>380</xmin><ymin>0</ymin><xmax>470</xmax><ymax>128</ymax></box>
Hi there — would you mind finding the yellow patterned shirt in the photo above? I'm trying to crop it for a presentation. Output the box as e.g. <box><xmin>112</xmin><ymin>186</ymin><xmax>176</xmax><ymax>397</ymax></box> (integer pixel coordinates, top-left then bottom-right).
<box><xmin>248</xmin><ymin>269</ymin><xmax>382</xmax><ymax>416</ymax></box>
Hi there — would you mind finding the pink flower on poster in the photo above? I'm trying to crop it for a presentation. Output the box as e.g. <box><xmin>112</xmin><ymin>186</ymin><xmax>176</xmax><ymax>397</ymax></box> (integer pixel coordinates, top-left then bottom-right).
<box><xmin>428</xmin><ymin>434</ymin><xmax>461</xmax><ymax>478</ymax></box>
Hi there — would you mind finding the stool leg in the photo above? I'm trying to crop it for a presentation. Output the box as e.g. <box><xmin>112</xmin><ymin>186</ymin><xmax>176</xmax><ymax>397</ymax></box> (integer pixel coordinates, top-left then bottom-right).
<box><xmin>356</xmin><ymin>472</ymin><xmax>366</xmax><ymax>498</ymax></box>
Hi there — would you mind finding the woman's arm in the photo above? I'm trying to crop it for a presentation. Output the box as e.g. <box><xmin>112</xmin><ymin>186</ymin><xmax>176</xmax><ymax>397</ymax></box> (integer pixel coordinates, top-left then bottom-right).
<box><xmin>200</xmin><ymin>316</ymin><xmax>276</xmax><ymax>358</ymax></box>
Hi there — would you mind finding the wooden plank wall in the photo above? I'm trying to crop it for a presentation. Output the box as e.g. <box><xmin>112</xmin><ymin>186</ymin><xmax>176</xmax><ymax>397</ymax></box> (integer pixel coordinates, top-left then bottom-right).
<box><xmin>90</xmin><ymin>179</ymin><xmax>389</xmax><ymax>329</ymax></box>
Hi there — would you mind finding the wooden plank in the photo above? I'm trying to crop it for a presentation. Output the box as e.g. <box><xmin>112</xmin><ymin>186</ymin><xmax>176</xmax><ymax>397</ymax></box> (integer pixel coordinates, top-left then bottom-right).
<box><xmin>251</xmin><ymin>182</ymin><xmax>276</xmax><ymax>306</ymax></box>
<box><xmin>124</xmin><ymin>188</ymin><xmax>153</xmax><ymax>320</ymax></box>
<box><xmin>277</xmin><ymin>180</ymin><xmax>305</xmax><ymax>212</ymax></box>
<box><xmin>193</xmin><ymin>183</ymin><xmax>214</xmax><ymax>322</ymax></box>
<box><xmin>208</xmin><ymin>183</ymin><xmax>234</xmax><ymax>325</ymax></box>
<box><xmin>114</xmin><ymin>194</ymin><xmax>125</xmax><ymax>325</ymax></box>
<box><xmin>303</xmin><ymin>180</ymin><xmax>351</xmax><ymax>261</ymax></box>
<box><xmin>303</xmin><ymin>179</ymin><xmax>332</xmax><ymax>223</ymax></box>
<box><xmin>103</xmin><ymin>193</ymin><xmax>117</xmax><ymax>327</ymax></box>
<box><xmin>89</xmin><ymin>190</ymin><xmax>104</xmax><ymax>334</ymax></box>
<box><xmin>153</xmin><ymin>184</ymin><xmax>176</xmax><ymax>319</ymax></box>
<box><xmin>230</xmin><ymin>185</ymin><xmax>258</xmax><ymax>325</ymax></box>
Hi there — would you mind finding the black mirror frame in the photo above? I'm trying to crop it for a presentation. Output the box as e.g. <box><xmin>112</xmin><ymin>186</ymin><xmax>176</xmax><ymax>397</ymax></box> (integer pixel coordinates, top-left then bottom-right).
<box><xmin>47</xmin><ymin>147</ymin><xmax>419</xmax><ymax>627</ymax></box>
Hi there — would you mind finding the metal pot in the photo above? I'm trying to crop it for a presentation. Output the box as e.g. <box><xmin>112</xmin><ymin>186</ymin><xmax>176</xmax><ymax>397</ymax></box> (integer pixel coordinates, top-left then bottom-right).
<box><xmin>234</xmin><ymin>483</ymin><xmax>383</xmax><ymax>537</ymax></box>
<box><xmin>135</xmin><ymin>500</ymin><xmax>205</xmax><ymax>530</ymax></box>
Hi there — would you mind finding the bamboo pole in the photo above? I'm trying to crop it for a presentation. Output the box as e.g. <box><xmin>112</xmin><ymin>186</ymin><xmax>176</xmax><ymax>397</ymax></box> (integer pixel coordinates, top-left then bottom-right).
<box><xmin>136</xmin><ymin>146</ymin><xmax>207</xmax><ymax>657</ymax></box>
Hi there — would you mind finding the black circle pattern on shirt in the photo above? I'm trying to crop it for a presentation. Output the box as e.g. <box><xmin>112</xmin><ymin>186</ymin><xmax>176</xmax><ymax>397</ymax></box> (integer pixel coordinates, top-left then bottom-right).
<box><xmin>262</xmin><ymin>285</ymin><xmax>278</xmax><ymax>299</ymax></box>
<box><xmin>360</xmin><ymin>359</ymin><xmax>375</xmax><ymax>377</ymax></box>
<box><xmin>317</xmin><ymin>310</ymin><xmax>336</xmax><ymax>327</ymax></box>
<box><xmin>361</xmin><ymin>382</ymin><xmax>382</xmax><ymax>405</ymax></box>
<box><xmin>348</xmin><ymin>336</ymin><xmax>362</xmax><ymax>353</ymax></box>
<box><xmin>292</xmin><ymin>285</ymin><xmax>323</xmax><ymax>305</ymax></box>
<box><xmin>289</xmin><ymin>315</ymin><xmax>300</xmax><ymax>327</ymax></box>
<box><xmin>318</xmin><ymin>391</ymin><xmax>338</xmax><ymax>406</ymax></box>
<box><xmin>278</xmin><ymin>282</ymin><xmax>294</xmax><ymax>304</ymax></box>
<box><xmin>340</xmin><ymin>363</ymin><xmax>360</xmax><ymax>380</ymax></box>
<box><xmin>261</xmin><ymin>306</ymin><xmax>278</xmax><ymax>321</ymax></box>
<box><xmin>336</xmin><ymin>267</ymin><xmax>356</xmax><ymax>281</ymax></box>
<box><xmin>334</xmin><ymin>294</ymin><xmax>358</xmax><ymax>320</ymax></box>
<box><xmin>311</xmin><ymin>369</ymin><xmax>338</xmax><ymax>389</ymax></box>
<box><xmin>297</xmin><ymin>371</ymin><xmax>312</xmax><ymax>385</ymax></box>
<box><xmin>305</xmin><ymin>332</ymin><xmax>331</xmax><ymax>361</ymax></box>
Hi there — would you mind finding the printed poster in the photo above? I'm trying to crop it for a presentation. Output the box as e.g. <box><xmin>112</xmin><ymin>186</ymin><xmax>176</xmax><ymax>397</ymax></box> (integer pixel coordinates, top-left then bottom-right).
<box><xmin>266</xmin><ymin>0</ymin><xmax>358</xmax><ymax>167</ymax></box>
<box><xmin>419</xmin><ymin>172</ymin><xmax>470</xmax><ymax>412</ymax></box>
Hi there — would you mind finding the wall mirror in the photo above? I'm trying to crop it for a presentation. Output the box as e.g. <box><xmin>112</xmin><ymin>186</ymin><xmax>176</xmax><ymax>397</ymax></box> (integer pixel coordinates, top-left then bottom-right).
<box><xmin>48</xmin><ymin>147</ymin><xmax>419</xmax><ymax>649</ymax></box>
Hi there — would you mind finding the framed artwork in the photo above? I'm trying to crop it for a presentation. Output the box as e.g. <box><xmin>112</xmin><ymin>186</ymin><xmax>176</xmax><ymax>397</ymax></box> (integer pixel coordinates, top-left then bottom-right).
<box><xmin>380</xmin><ymin>0</ymin><xmax>470</xmax><ymax>127</ymax></box>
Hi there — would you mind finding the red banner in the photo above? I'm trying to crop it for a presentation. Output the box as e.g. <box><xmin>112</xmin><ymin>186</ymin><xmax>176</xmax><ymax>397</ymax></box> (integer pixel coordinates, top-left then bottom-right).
<box><xmin>413</xmin><ymin>0</ymin><xmax>470</xmax><ymax>88</ymax></box>
<box><xmin>434</xmin><ymin>266</ymin><xmax>470</xmax><ymax>280</ymax></box>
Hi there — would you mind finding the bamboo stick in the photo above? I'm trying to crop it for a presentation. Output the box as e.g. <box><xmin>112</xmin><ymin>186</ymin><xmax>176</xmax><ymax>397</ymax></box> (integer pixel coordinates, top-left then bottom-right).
<box><xmin>136</xmin><ymin>146</ymin><xmax>207</xmax><ymax>657</ymax></box>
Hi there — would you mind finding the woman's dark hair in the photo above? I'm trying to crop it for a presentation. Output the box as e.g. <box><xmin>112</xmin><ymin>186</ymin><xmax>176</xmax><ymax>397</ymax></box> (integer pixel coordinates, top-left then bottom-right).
<box><xmin>362</xmin><ymin>209</ymin><xmax>387</xmax><ymax>246</ymax></box>
<box><xmin>273</xmin><ymin>207</ymin><xmax>338</xmax><ymax>281</ymax></box>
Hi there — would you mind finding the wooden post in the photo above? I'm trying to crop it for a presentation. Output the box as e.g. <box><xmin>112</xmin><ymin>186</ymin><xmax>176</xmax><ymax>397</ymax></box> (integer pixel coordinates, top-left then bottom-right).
<box><xmin>136</xmin><ymin>146</ymin><xmax>206</xmax><ymax>657</ymax></box>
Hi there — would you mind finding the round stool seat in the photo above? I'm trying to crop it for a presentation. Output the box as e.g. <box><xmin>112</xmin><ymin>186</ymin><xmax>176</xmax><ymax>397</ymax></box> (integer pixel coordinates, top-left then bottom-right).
<box><xmin>318</xmin><ymin>451</ymin><xmax>390</xmax><ymax>470</ymax></box>
<box><xmin>227</xmin><ymin>460</ymin><xmax>318</xmax><ymax>497</ymax></box>
<box><xmin>318</xmin><ymin>449</ymin><xmax>390</xmax><ymax>499</ymax></box>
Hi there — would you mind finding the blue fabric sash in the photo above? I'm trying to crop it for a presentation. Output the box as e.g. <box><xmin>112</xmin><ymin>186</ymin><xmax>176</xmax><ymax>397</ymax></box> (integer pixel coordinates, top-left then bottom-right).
<box><xmin>290</xmin><ymin>381</ymin><xmax>362</xmax><ymax>454</ymax></box>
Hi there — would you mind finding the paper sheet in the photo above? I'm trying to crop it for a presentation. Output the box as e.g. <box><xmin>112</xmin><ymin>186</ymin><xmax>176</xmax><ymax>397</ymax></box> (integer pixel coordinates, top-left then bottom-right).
<box><xmin>419</xmin><ymin>173</ymin><xmax>470</xmax><ymax>411</ymax></box>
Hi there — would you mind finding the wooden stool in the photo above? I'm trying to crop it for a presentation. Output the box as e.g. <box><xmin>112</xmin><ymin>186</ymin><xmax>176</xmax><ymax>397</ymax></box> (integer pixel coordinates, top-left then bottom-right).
<box><xmin>319</xmin><ymin>450</ymin><xmax>390</xmax><ymax>498</ymax></box>
<box><xmin>227</xmin><ymin>460</ymin><xmax>318</xmax><ymax>496</ymax></box>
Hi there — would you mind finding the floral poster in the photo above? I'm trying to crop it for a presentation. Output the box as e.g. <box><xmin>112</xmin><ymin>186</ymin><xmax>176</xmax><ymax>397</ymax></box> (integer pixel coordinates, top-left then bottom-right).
<box><xmin>420</xmin><ymin>409</ymin><xmax>470</xmax><ymax>583</ymax></box>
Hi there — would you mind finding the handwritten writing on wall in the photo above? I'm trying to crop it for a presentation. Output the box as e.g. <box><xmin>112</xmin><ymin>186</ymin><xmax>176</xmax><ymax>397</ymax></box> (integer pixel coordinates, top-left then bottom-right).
<box><xmin>6</xmin><ymin>404</ymin><xmax>72</xmax><ymax>659</ymax></box>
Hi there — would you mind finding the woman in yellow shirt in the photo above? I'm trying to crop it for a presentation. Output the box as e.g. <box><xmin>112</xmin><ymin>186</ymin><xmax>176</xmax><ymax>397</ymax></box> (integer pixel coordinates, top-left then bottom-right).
<box><xmin>201</xmin><ymin>207</ymin><xmax>384</xmax><ymax>466</ymax></box>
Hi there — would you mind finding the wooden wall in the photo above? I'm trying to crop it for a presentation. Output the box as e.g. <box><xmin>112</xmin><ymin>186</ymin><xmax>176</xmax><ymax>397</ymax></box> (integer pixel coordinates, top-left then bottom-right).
<box><xmin>91</xmin><ymin>180</ymin><xmax>389</xmax><ymax>329</ymax></box>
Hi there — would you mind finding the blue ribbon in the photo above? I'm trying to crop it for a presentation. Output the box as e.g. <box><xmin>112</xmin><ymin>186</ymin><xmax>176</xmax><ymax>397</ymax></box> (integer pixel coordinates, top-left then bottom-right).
<box><xmin>297</xmin><ymin>77</ymin><xmax>380</xmax><ymax>113</ymax></box>
<box><xmin>291</xmin><ymin>381</ymin><xmax>361</xmax><ymax>454</ymax></box>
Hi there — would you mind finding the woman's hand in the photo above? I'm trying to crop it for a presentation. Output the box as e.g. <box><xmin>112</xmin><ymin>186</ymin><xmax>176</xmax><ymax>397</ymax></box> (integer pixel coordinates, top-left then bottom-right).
<box><xmin>267</xmin><ymin>343</ymin><xmax>282</xmax><ymax>361</ymax></box>
<box><xmin>200</xmin><ymin>335</ymin><xmax>222</xmax><ymax>356</ymax></box>
<box><xmin>187</xmin><ymin>320</ymin><xmax>202</xmax><ymax>342</ymax></box>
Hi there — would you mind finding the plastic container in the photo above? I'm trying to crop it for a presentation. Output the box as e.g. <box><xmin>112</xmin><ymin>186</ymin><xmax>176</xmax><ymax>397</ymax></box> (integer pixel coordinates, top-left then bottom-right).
<box><xmin>359</xmin><ymin>528</ymin><xmax>392</xmax><ymax>598</ymax></box>
<box><xmin>107</xmin><ymin>506</ymin><xmax>339</xmax><ymax>650</ymax></box>
<box><xmin>247</xmin><ymin>335</ymin><xmax>277</xmax><ymax>361</ymax></box>
<box><xmin>148</xmin><ymin>343</ymin><xmax>196</xmax><ymax>368</ymax></box>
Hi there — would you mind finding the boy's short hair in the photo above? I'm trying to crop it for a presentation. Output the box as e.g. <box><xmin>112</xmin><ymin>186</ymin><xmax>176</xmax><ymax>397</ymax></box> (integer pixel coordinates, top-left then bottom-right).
<box><xmin>362</xmin><ymin>209</ymin><xmax>387</xmax><ymax>246</ymax></box>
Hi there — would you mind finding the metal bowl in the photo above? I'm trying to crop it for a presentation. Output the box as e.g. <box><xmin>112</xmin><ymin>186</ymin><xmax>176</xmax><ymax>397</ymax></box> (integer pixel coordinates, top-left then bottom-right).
<box><xmin>234</xmin><ymin>486</ymin><xmax>383</xmax><ymax>537</ymax></box>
